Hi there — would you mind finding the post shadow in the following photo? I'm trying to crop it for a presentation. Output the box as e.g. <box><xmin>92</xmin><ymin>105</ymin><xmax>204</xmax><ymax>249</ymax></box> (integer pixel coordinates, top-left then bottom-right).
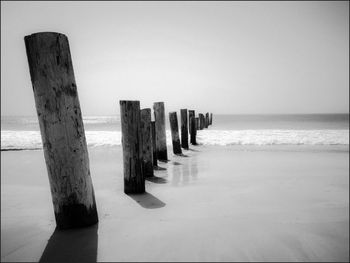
<box><xmin>39</xmin><ymin>224</ymin><xmax>98</xmax><ymax>263</ymax></box>
<box><xmin>158</xmin><ymin>159</ymin><xmax>170</xmax><ymax>163</ymax></box>
<box><xmin>172</xmin><ymin>161</ymin><xmax>182</xmax><ymax>165</ymax></box>
<box><xmin>175</xmin><ymin>153</ymin><xmax>189</xmax><ymax>157</ymax></box>
<box><xmin>146</xmin><ymin>176</ymin><xmax>168</xmax><ymax>184</ymax></box>
<box><xmin>188</xmin><ymin>148</ymin><xmax>200</xmax><ymax>152</ymax></box>
<box><xmin>153</xmin><ymin>165</ymin><xmax>167</xmax><ymax>171</ymax></box>
<box><xmin>127</xmin><ymin>192</ymin><xmax>166</xmax><ymax>209</ymax></box>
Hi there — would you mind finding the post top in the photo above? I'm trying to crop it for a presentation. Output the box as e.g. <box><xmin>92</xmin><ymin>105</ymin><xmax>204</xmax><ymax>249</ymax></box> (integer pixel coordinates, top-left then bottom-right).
<box><xmin>119</xmin><ymin>100</ymin><xmax>140</xmax><ymax>104</ymax></box>
<box><xmin>24</xmin><ymin>32</ymin><xmax>67</xmax><ymax>40</ymax></box>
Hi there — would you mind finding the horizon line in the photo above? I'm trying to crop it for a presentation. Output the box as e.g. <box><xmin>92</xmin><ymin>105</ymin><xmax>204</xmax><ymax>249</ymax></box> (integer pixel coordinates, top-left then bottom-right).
<box><xmin>1</xmin><ymin>112</ymin><xmax>349</xmax><ymax>118</ymax></box>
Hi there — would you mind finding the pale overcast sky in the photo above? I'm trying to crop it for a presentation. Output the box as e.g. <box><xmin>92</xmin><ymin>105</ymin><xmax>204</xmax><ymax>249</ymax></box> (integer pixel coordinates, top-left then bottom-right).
<box><xmin>1</xmin><ymin>1</ymin><xmax>349</xmax><ymax>116</ymax></box>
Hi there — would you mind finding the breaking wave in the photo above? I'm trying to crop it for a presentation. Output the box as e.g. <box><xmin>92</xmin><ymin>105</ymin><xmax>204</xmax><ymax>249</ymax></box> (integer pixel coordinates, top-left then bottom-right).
<box><xmin>1</xmin><ymin>129</ymin><xmax>348</xmax><ymax>151</ymax></box>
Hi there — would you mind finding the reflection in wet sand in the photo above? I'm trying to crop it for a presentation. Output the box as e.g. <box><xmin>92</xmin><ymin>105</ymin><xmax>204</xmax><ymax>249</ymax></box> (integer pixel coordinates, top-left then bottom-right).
<box><xmin>171</xmin><ymin>162</ymin><xmax>181</xmax><ymax>187</ymax></box>
<box><xmin>181</xmin><ymin>161</ymin><xmax>190</xmax><ymax>185</ymax></box>
<box><xmin>190</xmin><ymin>155</ymin><xmax>198</xmax><ymax>180</ymax></box>
<box><xmin>168</xmin><ymin>153</ymin><xmax>199</xmax><ymax>186</ymax></box>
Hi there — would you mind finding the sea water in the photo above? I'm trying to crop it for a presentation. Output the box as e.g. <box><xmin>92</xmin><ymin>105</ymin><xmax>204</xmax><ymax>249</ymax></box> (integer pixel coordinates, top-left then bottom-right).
<box><xmin>1</xmin><ymin>114</ymin><xmax>349</xmax><ymax>150</ymax></box>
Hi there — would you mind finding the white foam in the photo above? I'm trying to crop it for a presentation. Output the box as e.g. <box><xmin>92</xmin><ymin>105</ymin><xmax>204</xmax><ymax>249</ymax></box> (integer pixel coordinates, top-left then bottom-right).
<box><xmin>0</xmin><ymin>130</ymin><xmax>121</xmax><ymax>150</ymax></box>
<box><xmin>196</xmin><ymin>129</ymin><xmax>349</xmax><ymax>146</ymax></box>
<box><xmin>1</xmin><ymin>129</ymin><xmax>349</xmax><ymax>150</ymax></box>
<box><xmin>1</xmin><ymin>131</ymin><xmax>43</xmax><ymax>150</ymax></box>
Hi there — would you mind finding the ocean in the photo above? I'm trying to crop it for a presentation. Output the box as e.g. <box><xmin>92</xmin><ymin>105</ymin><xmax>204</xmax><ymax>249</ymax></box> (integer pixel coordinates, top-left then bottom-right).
<box><xmin>1</xmin><ymin>114</ymin><xmax>349</xmax><ymax>151</ymax></box>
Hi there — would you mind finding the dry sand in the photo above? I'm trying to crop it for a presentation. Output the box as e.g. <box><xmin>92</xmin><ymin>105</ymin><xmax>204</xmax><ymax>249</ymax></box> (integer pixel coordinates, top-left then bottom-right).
<box><xmin>1</xmin><ymin>145</ymin><xmax>349</xmax><ymax>262</ymax></box>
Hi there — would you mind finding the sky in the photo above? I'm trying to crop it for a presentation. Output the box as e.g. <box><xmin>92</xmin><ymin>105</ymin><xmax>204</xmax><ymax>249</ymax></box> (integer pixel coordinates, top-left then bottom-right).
<box><xmin>1</xmin><ymin>1</ymin><xmax>349</xmax><ymax>116</ymax></box>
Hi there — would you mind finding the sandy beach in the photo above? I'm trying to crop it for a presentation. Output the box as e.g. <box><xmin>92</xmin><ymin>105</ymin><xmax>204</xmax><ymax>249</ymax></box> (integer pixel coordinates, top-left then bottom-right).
<box><xmin>1</xmin><ymin>0</ymin><xmax>349</xmax><ymax>261</ymax></box>
<box><xmin>1</xmin><ymin>145</ymin><xmax>349</xmax><ymax>262</ymax></box>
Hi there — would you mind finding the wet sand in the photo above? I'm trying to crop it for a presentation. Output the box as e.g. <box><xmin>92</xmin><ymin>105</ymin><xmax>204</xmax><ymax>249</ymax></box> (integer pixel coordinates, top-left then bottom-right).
<box><xmin>1</xmin><ymin>145</ymin><xmax>349</xmax><ymax>262</ymax></box>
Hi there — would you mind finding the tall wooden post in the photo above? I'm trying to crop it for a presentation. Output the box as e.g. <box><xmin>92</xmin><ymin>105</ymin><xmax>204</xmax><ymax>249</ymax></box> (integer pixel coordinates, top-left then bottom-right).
<box><xmin>189</xmin><ymin>110</ymin><xmax>197</xmax><ymax>145</ymax></box>
<box><xmin>210</xmin><ymin>113</ymin><xmax>213</xmax><ymax>125</ymax></box>
<box><xmin>196</xmin><ymin>117</ymin><xmax>199</xmax><ymax>130</ymax></box>
<box><xmin>153</xmin><ymin>102</ymin><xmax>168</xmax><ymax>161</ymax></box>
<box><xmin>205</xmin><ymin>113</ymin><xmax>209</xmax><ymax>128</ymax></box>
<box><xmin>169</xmin><ymin>112</ymin><xmax>182</xmax><ymax>154</ymax></box>
<box><xmin>180</xmin><ymin>109</ymin><xmax>189</xmax><ymax>149</ymax></box>
<box><xmin>120</xmin><ymin>100</ymin><xmax>145</xmax><ymax>194</ymax></box>
<box><xmin>24</xmin><ymin>32</ymin><xmax>98</xmax><ymax>229</ymax></box>
<box><xmin>199</xmin><ymin>114</ymin><xmax>205</xmax><ymax>130</ymax></box>
<box><xmin>151</xmin><ymin>121</ymin><xmax>158</xmax><ymax>167</ymax></box>
<box><xmin>140</xmin><ymin>108</ymin><xmax>153</xmax><ymax>177</ymax></box>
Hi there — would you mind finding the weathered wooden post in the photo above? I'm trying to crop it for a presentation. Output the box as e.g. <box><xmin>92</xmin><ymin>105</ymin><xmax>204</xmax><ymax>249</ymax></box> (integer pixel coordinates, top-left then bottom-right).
<box><xmin>198</xmin><ymin>114</ymin><xmax>201</xmax><ymax>130</ymax></box>
<box><xmin>120</xmin><ymin>100</ymin><xmax>145</xmax><ymax>194</ymax></box>
<box><xmin>205</xmin><ymin>113</ymin><xmax>209</xmax><ymax>128</ymax></box>
<box><xmin>169</xmin><ymin>112</ymin><xmax>182</xmax><ymax>154</ymax></box>
<box><xmin>151</xmin><ymin>121</ymin><xmax>158</xmax><ymax>167</ymax></box>
<box><xmin>196</xmin><ymin>117</ymin><xmax>199</xmax><ymax>130</ymax></box>
<box><xmin>140</xmin><ymin>108</ymin><xmax>154</xmax><ymax>177</ymax></box>
<box><xmin>189</xmin><ymin>110</ymin><xmax>194</xmax><ymax>134</ymax></box>
<box><xmin>180</xmin><ymin>109</ymin><xmax>189</xmax><ymax>149</ymax></box>
<box><xmin>153</xmin><ymin>102</ymin><xmax>168</xmax><ymax>161</ymax></box>
<box><xmin>191</xmin><ymin>115</ymin><xmax>197</xmax><ymax>145</ymax></box>
<box><xmin>210</xmin><ymin>113</ymin><xmax>213</xmax><ymax>125</ymax></box>
<box><xmin>24</xmin><ymin>32</ymin><xmax>98</xmax><ymax>229</ymax></box>
<box><xmin>199</xmin><ymin>113</ymin><xmax>205</xmax><ymax>130</ymax></box>
<box><xmin>189</xmin><ymin>110</ymin><xmax>197</xmax><ymax>145</ymax></box>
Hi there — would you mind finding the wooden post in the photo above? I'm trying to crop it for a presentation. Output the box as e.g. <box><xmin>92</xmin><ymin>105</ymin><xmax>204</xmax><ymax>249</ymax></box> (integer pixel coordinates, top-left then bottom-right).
<box><xmin>199</xmin><ymin>114</ymin><xmax>205</xmax><ymax>130</ymax></box>
<box><xmin>191</xmin><ymin>116</ymin><xmax>197</xmax><ymax>145</ymax></box>
<box><xmin>153</xmin><ymin>102</ymin><xmax>168</xmax><ymax>161</ymax></box>
<box><xmin>205</xmin><ymin>113</ymin><xmax>209</xmax><ymax>128</ymax></box>
<box><xmin>120</xmin><ymin>100</ymin><xmax>145</xmax><ymax>194</ymax></box>
<box><xmin>24</xmin><ymin>32</ymin><xmax>98</xmax><ymax>229</ymax></box>
<box><xmin>189</xmin><ymin>110</ymin><xmax>197</xmax><ymax>145</ymax></box>
<box><xmin>140</xmin><ymin>108</ymin><xmax>154</xmax><ymax>177</ymax></box>
<box><xmin>180</xmin><ymin>109</ymin><xmax>189</xmax><ymax>149</ymax></box>
<box><xmin>196</xmin><ymin>117</ymin><xmax>199</xmax><ymax>130</ymax></box>
<box><xmin>189</xmin><ymin>110</ymin><xmax>194</xmax><ymax>134</ymax></box>
<box><xmin>151</xmin><ymin>121</ymin><xmax>158</xmax><ymax>167</ymax></box>
<box><xmin>169</xmin><ymin>112</ymin><xmax>182</xmax><ymax>154</ymax></box>
<box><xmin>210</xmin><ymin>113</ymin><xmax>213</xmax><ymax>125</ymax></box>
